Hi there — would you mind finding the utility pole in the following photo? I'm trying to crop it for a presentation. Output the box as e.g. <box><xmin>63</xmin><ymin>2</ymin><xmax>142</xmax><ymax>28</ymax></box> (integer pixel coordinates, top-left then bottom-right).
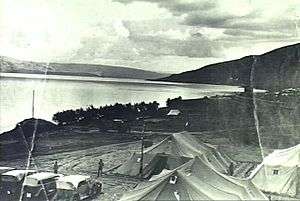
<box><xmin>32</xmin><ymin>90</ymin><xmax>35</xmax><ymax>118</ymax></box>
<box><xmin>139</xmin><ymin>123</ymin><xmax>145</xmax><ymax>178</ymax></box>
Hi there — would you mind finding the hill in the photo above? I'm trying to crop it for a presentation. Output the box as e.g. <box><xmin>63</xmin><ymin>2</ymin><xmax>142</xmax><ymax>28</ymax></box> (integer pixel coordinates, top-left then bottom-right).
<box><xmin>157</xmin><ymin>43</ymin><xmax>300</xmax><ymax>90</ymax></box>
<box><xmin>0</xmin><ymin>56</ymin><xmax>168</xmax><ymax>80</ymax></box>
<box><xmin>0</xmin><ymin>118</ymin><xmax>57</xmax><ymax>159</ymax></box>
<box><xmin>0</xmin><ymin>118</ymin><xmax>57</xmax><ymax>141</ymax></box>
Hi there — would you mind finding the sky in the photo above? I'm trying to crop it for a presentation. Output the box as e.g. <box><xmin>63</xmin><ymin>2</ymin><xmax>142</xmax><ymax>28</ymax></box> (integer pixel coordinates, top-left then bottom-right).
<box><xmin>0</xmin><ymin>0</ymin><xmax>299</xmax><ymax>73</ymax></box>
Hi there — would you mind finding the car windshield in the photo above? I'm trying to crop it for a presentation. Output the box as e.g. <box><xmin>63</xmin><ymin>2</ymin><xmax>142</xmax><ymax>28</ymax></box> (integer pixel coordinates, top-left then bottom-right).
<box><xmin>23</xmin><ymin>177</ymin><xmax>39</xmax><ymax>186</ymax></box>
<box><xmin>57</xmin><ymin>181</ymin><xmax>75</xmax><ymax>190</ymax></box>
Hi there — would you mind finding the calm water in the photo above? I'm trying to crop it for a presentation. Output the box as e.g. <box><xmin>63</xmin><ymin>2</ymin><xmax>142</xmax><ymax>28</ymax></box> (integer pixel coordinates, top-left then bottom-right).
<box><xmin>0</xmin><ymin>73</ymin><xmax>243</xmax><ymax>133</ymax></box>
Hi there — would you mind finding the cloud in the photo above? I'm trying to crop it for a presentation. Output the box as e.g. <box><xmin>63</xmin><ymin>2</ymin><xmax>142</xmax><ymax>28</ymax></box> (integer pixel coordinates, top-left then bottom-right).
<box><xmin>0</xmin><ymin>0</ymin><xmax>173</xmax><ymax>61</ymax></box>
<box><xmin>181</xmin><ymin>0</ymin><xmax>300</xmax><ymax>40</ymax></box>
<box><xmin>71</xmin><ymin>21</ymin><xmax>223</xmax><ymax>65</ymax></box>
<box><xmin>1</xmin><ymin>0</ymin><xmax>299</xmax><ymax>73</ymax></box>
<box><xmin>114</xmin><ymin>0</ymin><xmax>216</xmax><ymax>15</ymax></box>
<box><xmin>223</xmin><ymin>29</ymin><xmax>294</xmax><ymax>41</ymax></box>
<box><xmin>184</xmin><ymin>12</ymin><xmax>238</xmax><ymax>27</ymax></box>
<box><xmin>129</xmin><ymin>33</ymin><xmax>222</xmax><ymax>58</ymax></box>
<box><xmin>146</xmin><ymin>29</ymin><xmax>191</xmax><ymax>40</ymax></box>
<box><xmin>115</xmin><ymin>0</ymin><xmax>299</xmax><ymax>39</ymax></box>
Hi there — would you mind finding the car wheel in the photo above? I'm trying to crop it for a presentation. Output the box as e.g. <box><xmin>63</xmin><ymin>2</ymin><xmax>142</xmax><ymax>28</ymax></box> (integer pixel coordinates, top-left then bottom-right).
<box><xmin>91</xmin><ymin>184</ymin><xmax>101</xmax><ymax>197</ymax></box>
<box><xmin>72</xmin><ymin>194</ymin><xmax>80</xmax><ymax>201</ymax></box>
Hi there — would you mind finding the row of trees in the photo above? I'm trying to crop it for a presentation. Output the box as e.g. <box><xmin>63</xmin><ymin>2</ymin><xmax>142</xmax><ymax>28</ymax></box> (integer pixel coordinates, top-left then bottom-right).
<box><xmin>166</xmin><ymin>96</ymin><xmax>182</xmax><ymax>108</ymax></box>
<box><xmin>52</xmin><ymin>101</ymin><xmax>160</xmax><ymax>125</ymax></box>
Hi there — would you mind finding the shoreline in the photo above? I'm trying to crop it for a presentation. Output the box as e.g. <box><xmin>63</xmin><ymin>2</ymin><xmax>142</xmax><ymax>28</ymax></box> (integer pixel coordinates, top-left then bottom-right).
<box><xmin>0</xmin><ymin>72</ymin><xmax>237</xmax><ymax>88</ymax></box>
<box><xmin>0</xmin><ymin>75</ymin><xmax>248</xmax><ymax>134</ymax></box>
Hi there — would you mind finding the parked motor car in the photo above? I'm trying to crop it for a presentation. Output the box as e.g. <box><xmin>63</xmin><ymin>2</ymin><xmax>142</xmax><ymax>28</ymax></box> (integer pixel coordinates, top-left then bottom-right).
<box><xmin>0</xmin><ymin>167</ymin><xmax>16</xmax><ymax>175</ymax></box>
<box><xmin>0</xmin><ymin>167</ymin><xmax>16</xmax><ymax>195</ymax></box>
<box><xmin>56</xmin><ymin>175</ymin><xmax>102</xmax><ymax>201</ymax></box>
<box><xmin>1</xmin><ymin>169</ymin><xmax>37</xmax><ymax>201</ymax></box>
<box><xmin>21</xmin><ymin>172</ymin><xmax>62</xmax><ymax>201</ymax></box>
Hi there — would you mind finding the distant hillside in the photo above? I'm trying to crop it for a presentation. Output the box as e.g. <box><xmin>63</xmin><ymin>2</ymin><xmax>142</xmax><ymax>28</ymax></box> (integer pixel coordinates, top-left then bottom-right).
<box><xmin>0</xmin><ymin>56</ymin><xmax>168</xmax><ymax>80</ymax></box>
<box><xmin>157</xmin><ymin>43</ymin><xmax>300</xmax><ymax>90</ymax></box>
<box><xmin>0</xmin><ymin>118</ymin><xmax>57</xmax><ymax>159</ymax></box>
<box><xmin>0</xmin><ymin>118</ymin><xmax>57</xmax><ymax>141</ymax></box>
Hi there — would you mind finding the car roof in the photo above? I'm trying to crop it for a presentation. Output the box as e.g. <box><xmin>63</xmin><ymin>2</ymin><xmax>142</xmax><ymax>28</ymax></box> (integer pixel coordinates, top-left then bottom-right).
<box><xmin>28</xmin><ymin>172</ymin><xmax>63</xmax><ymax>180</ymax></box>
<box><xmin>57</xmin><ymin>175</ymin><xmax>90</xmax><ymax>189</ymax></box>
<box><xmin>0</xmin><ymin>167</ymin><xmax>16</xmax><ymax>174</ymax></box>
<box><xmin>2</xmin><ymin>170</ymin><xmax>37</xmax><ymax>181</ymax></box>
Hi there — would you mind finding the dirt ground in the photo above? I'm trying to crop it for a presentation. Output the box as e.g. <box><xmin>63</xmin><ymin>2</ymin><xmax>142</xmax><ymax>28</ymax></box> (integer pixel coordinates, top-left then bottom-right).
<box><xmin>0</xmin><ymin>140</ymin><xmax>141</xmax><ymax>201</ymax></box>
<box><xmin>0</xmin><ymin>131</ymin><xmax>296</xmax><ymax>201</ymax></box>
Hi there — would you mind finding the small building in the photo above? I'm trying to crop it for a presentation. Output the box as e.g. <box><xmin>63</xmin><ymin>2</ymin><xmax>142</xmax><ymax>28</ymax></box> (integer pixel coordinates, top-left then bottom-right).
<box><xmin>167</xmin><ymin>109</ymin><xmax>181</xmax><ymax>116</ymax></box>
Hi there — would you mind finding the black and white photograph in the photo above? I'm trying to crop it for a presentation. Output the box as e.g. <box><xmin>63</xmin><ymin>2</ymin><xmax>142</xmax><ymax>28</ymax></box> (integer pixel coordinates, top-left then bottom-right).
<box><xmin>0</xmin><ymin>0</ymin><xmax>299</xmax><ymax>200</ymax></box>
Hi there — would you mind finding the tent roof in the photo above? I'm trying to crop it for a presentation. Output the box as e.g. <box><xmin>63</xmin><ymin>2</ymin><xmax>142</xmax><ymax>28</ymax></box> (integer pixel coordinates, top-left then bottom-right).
<box><xmin>261</xmin><ymin>144</ymin><xmax>300</xmax><ymax>167</ymax></box>
<box><xmin>115</xmin><ymin>152</ymin><xmax>190</xmax><ymax>178</ymax></box>
<box><xmin>144</xmin><ymin>132</ymin><xmax>232</xmax><ymax>173</ymax></box>
<box><xmin>120</xmin><ymin>157</ymin><xmax>267</xmax><ymax>201</ymax></box>
<box><xmin>145</xmin><ymin>132</ymin><xmax>222</xmax><ymax>157</ymax></box>
<box><xmin>116</xmin><ymin>132</ymin><xmax>233</xmax><ymax>177</ymax></box>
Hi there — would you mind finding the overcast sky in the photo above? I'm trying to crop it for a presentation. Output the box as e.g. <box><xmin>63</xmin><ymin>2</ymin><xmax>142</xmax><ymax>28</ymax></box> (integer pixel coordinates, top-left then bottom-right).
<box><xmin>0</xmin><ymin>0</ymin><xmax>299</xmax><ymax>73</ymax></box>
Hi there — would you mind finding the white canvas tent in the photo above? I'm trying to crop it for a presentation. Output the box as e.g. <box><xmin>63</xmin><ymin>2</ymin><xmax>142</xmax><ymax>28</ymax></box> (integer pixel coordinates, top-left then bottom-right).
<box><xmin>144</xmin><ymin>132</ymin><xmax>233</xmax><ymax>173</ymax></box>
<box><xmin>115</xmin><ymin>133</ymin><xmax>233</xmax><ymax>178</ymax></box>
<box><xmin>115</xmin><ymin>152</ymin><xmax>190</xmax><ymax>178</ymax></box>
<box><xmin>250</xmin><ymin>144</ymin><xmax>300</xmax><ymax>198</ymax></box>
<box><xmin>119</xmin><ymin>156</ymin><xmax>267</xmax><ymax>201</ymax></box>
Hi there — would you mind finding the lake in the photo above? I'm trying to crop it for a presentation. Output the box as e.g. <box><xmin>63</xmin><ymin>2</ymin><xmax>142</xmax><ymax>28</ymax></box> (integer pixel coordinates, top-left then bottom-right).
<box><xmin>0</xmin><ymin>73</ymin><xmax>243</xmax><ymax>133</ymax></box>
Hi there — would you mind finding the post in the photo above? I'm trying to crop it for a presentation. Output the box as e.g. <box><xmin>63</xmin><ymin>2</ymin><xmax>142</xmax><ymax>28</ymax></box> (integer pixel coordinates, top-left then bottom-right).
<box><xmin>32</xmin><ymin>90</ymin><xmax>35</xmax><ymax>118</ymax></box>
<box><xmin>184</xmin><ymin>113</ymin><xmax>190</xmax><ymax>131</ymax></box>
<box><xmin>139</xmin><ymin>123</ymin><xmax>145</xmax><ymax>177</ymax></box>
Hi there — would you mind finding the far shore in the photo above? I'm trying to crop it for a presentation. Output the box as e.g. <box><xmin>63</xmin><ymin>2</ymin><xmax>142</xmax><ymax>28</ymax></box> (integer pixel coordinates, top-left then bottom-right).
<box><xmin>0</xmin><ymin>72</ymin><xmax>246</xmax><ymax>88</ymax></box>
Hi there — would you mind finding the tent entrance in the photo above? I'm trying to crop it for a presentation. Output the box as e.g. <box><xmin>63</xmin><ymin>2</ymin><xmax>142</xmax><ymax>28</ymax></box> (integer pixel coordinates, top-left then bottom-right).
<box><xmin>143</xmin><ymin>154</ymin><xmax>169</xmax><ymax>179</ymax></box>
<box><xmin>150</xmin><ymin>154</ymin><xmax>169</xmax><ymax>176</ymax></box>
<box><xmin>142</xmin><ymin>154</ymin><xmax>190</xmax><ymax>179</ymax></box>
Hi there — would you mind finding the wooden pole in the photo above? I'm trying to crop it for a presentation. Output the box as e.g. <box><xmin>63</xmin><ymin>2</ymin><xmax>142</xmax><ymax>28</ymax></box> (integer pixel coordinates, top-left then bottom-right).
<box><xmin>32</xmin><ymin>90</ymin><xmax>35</xmax><ymax>118</ymax></box>
<box><xmin>139</xmin><ymin>123</ymin><xmax>145</xmax><ymax>177</ymax></box>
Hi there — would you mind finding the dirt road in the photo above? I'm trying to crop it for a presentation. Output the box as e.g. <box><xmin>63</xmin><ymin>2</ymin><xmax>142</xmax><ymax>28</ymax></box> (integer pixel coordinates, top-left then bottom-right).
<box><xmin>0</xmin><ymin>141</ymin><xmax>143</xmax><ymax>201</ymax></box>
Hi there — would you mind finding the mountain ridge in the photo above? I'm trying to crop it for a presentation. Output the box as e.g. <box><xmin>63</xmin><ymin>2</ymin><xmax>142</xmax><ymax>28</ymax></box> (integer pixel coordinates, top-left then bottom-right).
<box><xmin>157</xmin><ymin>43</ymin><xmax>300</xmax><ymax>90</ymax></box>
<box><xmin>0</xmin><ymin>56</ymin><xmax>168</xmax><ymax>80</ymax></box>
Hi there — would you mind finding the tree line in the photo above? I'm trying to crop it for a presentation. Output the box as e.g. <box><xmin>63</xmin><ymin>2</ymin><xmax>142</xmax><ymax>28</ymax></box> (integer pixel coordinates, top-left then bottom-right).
<box><xmin>52</xmin><ymin>101</ymin><xmax>160</xmax><ymax>125</ymax></box>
